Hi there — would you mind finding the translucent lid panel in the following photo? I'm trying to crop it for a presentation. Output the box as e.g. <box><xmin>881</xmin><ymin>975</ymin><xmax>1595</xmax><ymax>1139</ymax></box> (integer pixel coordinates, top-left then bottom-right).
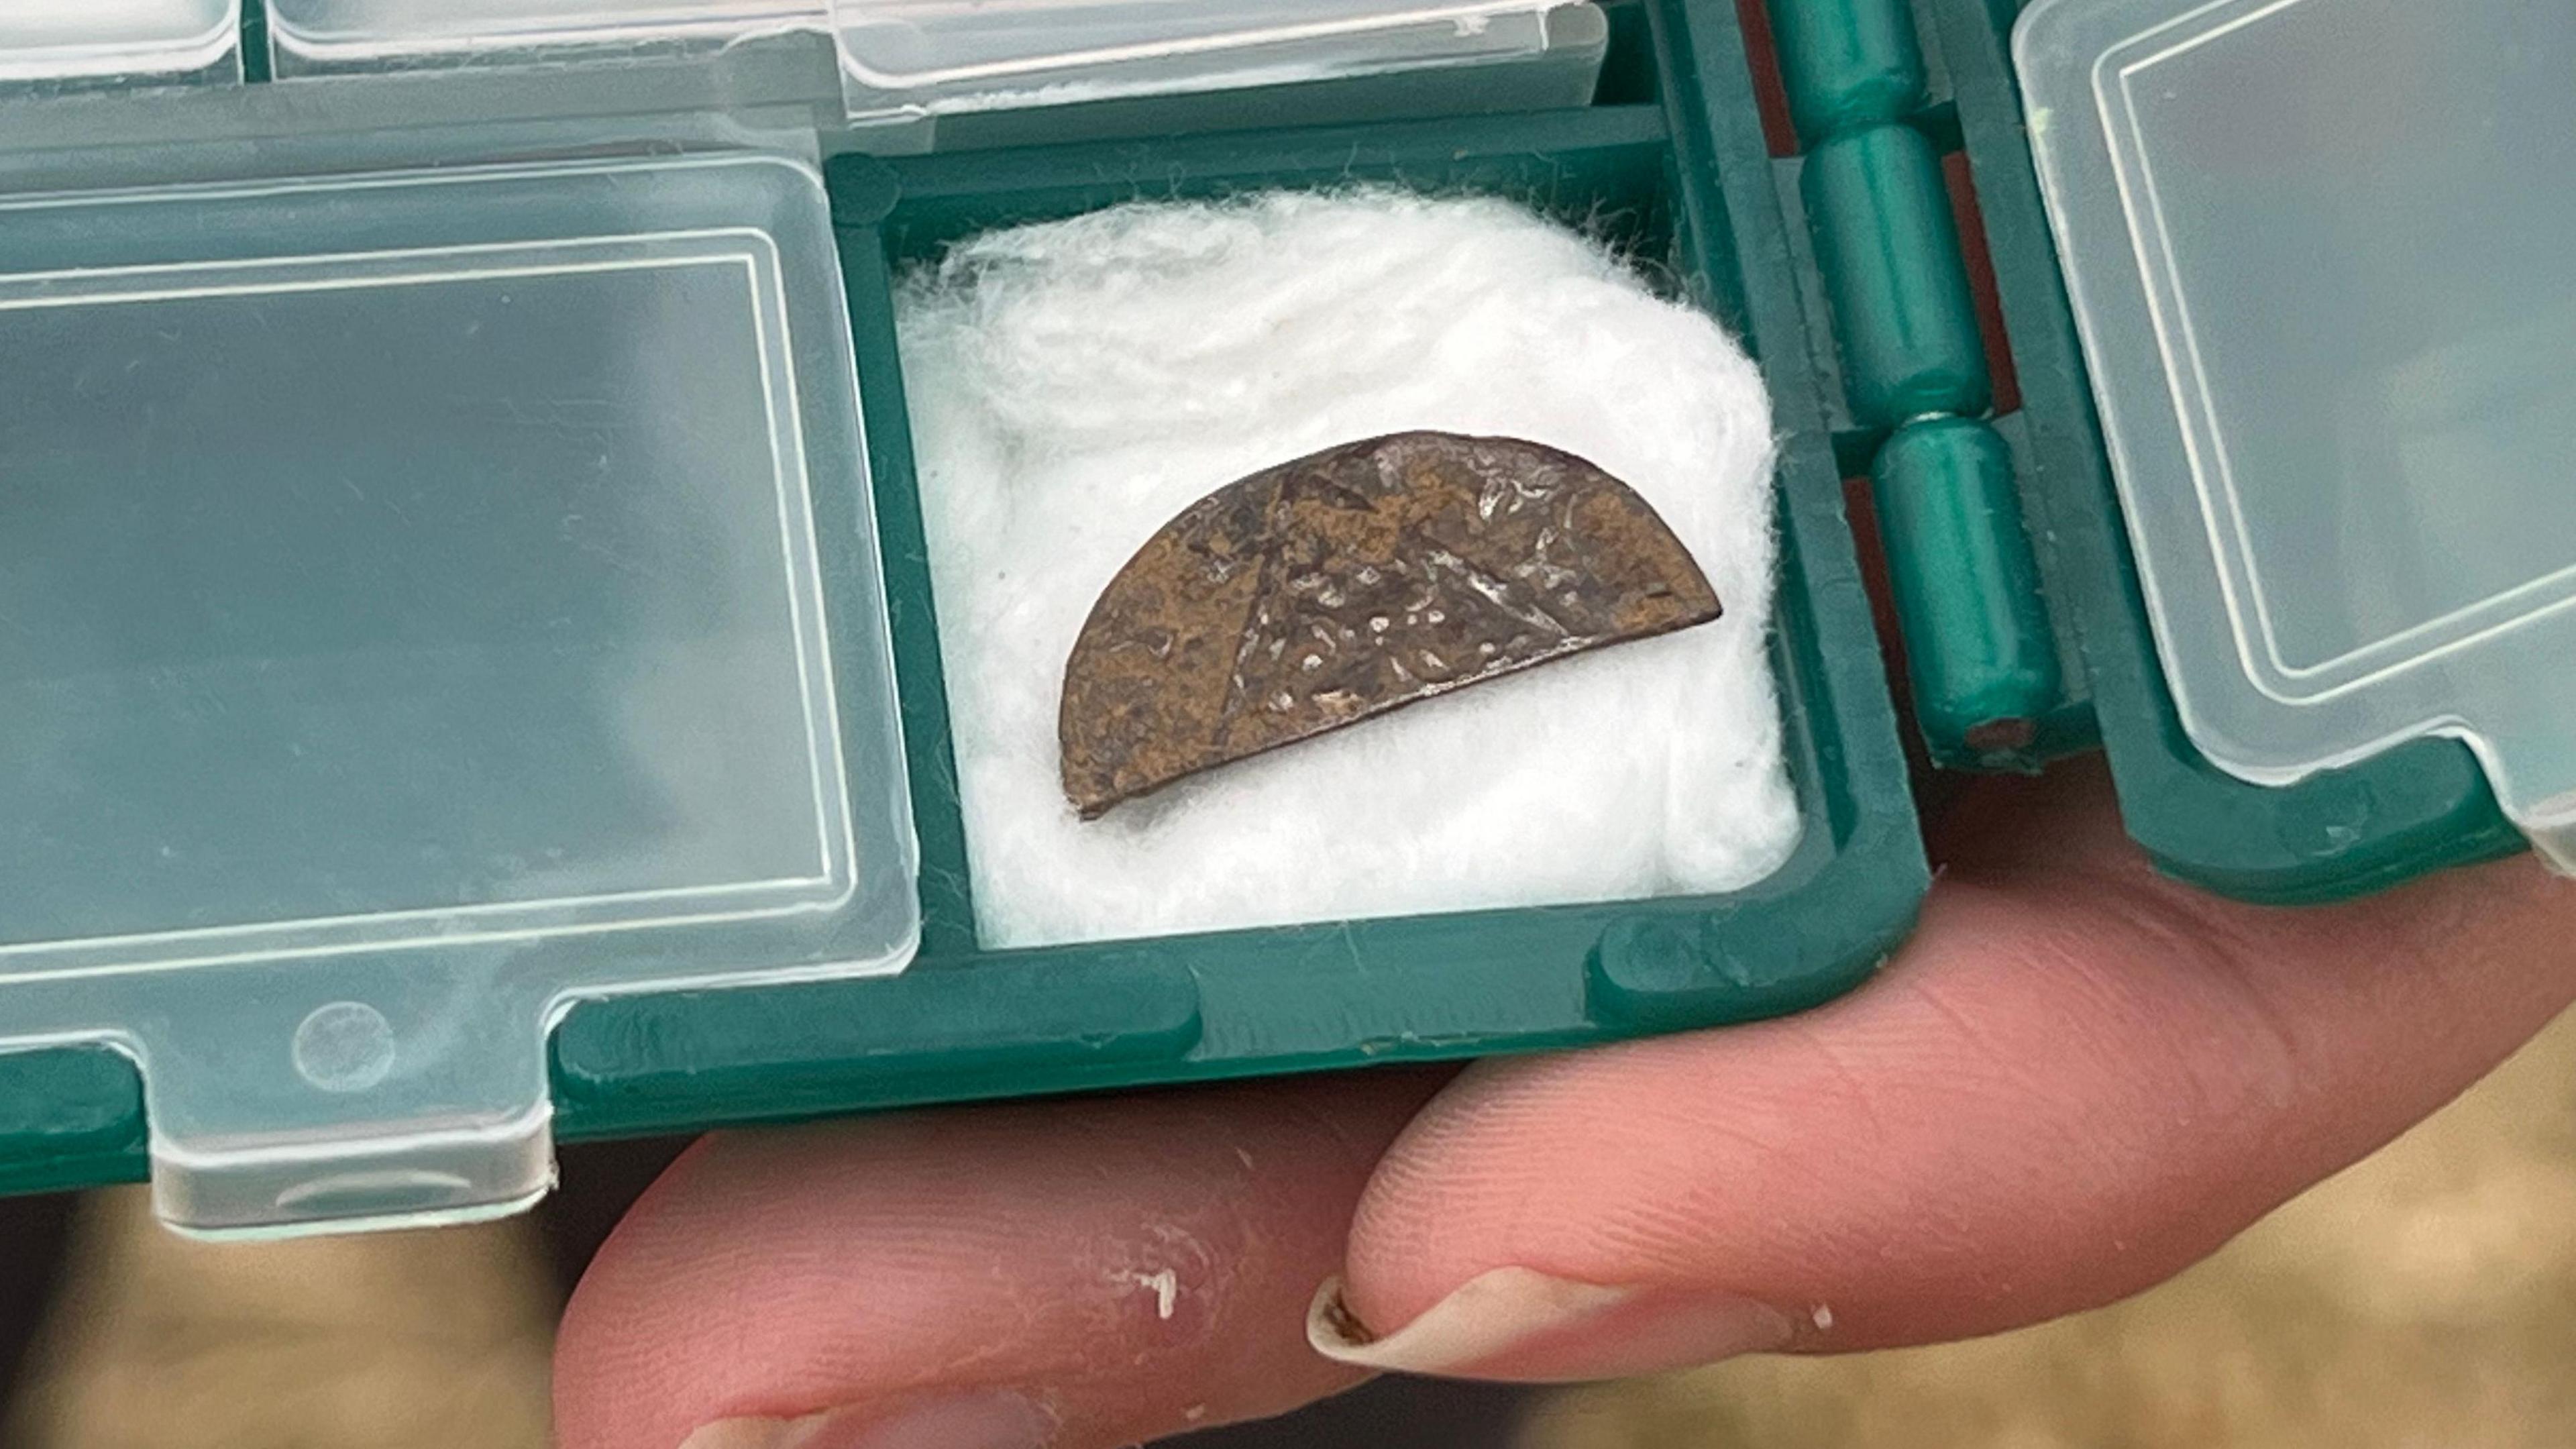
<box><xmin>0</xmin><ymin>0</ymin><xmax>238</xmax><ymax>83</ymax></box>
<box><xmin>2019</xmin><ymin>0</ymin><xmax>2576</xmax><ymax>870</ymax></box>
<box><xmin>0</xmin><ymin>154</ymin><xmax>916</xmax><ymax>1234</ymax></box>
<box><xmin>832</xmin><ymin>0</ymin><xmax>1585</xmax><ymax>118</ymax></box>
<box><xmin>264</xmin><ymin>0</ymin><xmax>1584</xmax><ymax>114</ymax></box>
<box><xmin>2</xmin><ymin>247</ymin><xmax>844</xmax><ymax>967</ymax></box>
<box><xmin>264</xmin><ymin>0</ymin><xmax>825</xmax><ymax>68</ymax></box>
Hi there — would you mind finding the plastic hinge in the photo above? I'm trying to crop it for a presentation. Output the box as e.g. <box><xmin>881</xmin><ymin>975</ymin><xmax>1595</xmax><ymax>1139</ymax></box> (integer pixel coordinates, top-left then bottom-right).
<box><xmin>1762</xmin><ymin>0</ymin><xmax>2070</xmax><ymax>768</ymax></box>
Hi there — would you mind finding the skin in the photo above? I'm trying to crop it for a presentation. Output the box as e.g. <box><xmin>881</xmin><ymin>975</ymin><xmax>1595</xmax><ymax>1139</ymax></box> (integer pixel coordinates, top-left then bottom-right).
<box><xmin>553</xmin><ymin>761</ymin><xmax>2576</xmax><ymax>1448</ymax></box>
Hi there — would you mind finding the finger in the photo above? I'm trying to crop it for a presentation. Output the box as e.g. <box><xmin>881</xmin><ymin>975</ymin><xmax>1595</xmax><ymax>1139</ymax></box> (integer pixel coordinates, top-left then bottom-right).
<box><xmin>1314</xmin><ymin>762</ymin><xmax>2576</xmax><ymax>1381</ymax></box>
<box><xmin>554</xmin><ymin>1071</ymin><xmax>1443</xmax><ymax>1449</ymax></box>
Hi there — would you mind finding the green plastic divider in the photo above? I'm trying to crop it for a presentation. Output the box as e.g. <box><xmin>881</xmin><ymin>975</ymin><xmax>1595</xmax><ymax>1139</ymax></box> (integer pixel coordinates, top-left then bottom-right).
<box><xmin>239</xmin><ymin>0</ymin><xmax>272</xmax><ymax>84</ymax></box>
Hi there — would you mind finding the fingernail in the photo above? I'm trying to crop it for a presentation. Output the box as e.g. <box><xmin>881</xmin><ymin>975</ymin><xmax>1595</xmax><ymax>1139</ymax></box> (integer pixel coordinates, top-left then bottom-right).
<box><xmin>677</xmin><ymin>1393</ymin><xmax>1051</xmax><ymax>1449</ymax></box>
<box><xmin>1306</xmin><ymin>1269</ymin><xmax>1795</xmax><ymax>1383</ymax></box>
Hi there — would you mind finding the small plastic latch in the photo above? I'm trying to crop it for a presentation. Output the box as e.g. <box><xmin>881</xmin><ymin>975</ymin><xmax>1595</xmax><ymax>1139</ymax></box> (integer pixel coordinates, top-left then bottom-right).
<box><xmin>0</xmin><ymin>957</ymin><xmax>561</xmax><ymax>1239</ymax></box>
<box><xmin>131</xmin><ymin>966</ymin><xmax>561</xmax><ymax>1238</ymax></box>
<box><xmin>2475</xmin><ymin>722</ymin><xmax>2576</xmax><ymax>880</ymax></box>
<box><xmin>2525</xmin><ymin>801</ymin><xmax>2576</xmax><ymax>877</ymax></box>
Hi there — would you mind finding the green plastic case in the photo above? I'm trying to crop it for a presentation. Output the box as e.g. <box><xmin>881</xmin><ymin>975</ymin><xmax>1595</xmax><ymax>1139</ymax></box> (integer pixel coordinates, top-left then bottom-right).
<box><xmin>0</xmin><ymin>0</ymin><xmax>2530</xmax><ymax>1223</ymax></box>
<box><xmin>0</xmin><ymin>0</ymin><xmax>1930</xmax><ymax>1218</ymax></box>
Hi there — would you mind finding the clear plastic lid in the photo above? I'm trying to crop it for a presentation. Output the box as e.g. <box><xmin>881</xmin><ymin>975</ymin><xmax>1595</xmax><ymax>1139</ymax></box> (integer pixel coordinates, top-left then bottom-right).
<box><xmin>263</xmin><ymin>0</ymin><xmax>829</xmax><ymax>71</ymax></box>
<box><xmin>0</xmin><ymin>0</ymin><xmax>240</xmax><ymax>84</ymax></box>
<box><xmin>0</xmin><ymin>152</ymin><xmax>918</xmax><ymax>1235</ymax></box>
<box><xmin>2017</xmin><ymin>0</ymin><xmax>2576</xmax><ymax>871</ymax></box>
<box><xmin>263</xmin><ymin>0</ymin><xmax>1587</xmax><ymax>123</ymax></box>
<box><xmin>829</xmin><ymin>0</ymin><xmax>1589</xmax><ymax>123</ymax></box>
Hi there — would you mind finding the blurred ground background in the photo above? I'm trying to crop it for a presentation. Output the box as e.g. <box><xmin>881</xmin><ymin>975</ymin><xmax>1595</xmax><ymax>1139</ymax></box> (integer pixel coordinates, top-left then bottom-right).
<box><xmin>5</xmin><ymin>1002</ymin><xmax>2573</xmax><ymax>1449</ymax></box>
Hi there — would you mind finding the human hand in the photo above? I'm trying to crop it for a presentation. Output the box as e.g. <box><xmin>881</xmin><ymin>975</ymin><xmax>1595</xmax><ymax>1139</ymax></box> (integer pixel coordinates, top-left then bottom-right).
<box><xmin>553</xmin><ymin>762</ymin><xmax>2576</xmax><ymax>1449</ymax></box>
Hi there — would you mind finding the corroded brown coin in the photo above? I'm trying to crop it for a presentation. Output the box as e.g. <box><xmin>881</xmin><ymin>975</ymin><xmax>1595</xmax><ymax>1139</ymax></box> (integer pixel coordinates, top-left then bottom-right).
<box><xmin>1059</xmin><ymin>431</ymin><xmax>1722</xmax><ymax>819</ymax></box>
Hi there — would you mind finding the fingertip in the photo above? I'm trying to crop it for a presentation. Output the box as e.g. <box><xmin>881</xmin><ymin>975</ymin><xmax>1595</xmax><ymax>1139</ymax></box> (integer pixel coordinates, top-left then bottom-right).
<box><xmin>1335</xmin><ymin>840</ymin><xmax>2576</xmax><ymax>1368</ymax></box>
<box><xmin>1309</xmin><ymin>1267</ymin><xmax>1797</xmax><ymax>1384</ymax></box>
<box><xmin>555</xmin><ymin>1075</ymin><xmax>1438</xmax><ymax>1449</ymax></box>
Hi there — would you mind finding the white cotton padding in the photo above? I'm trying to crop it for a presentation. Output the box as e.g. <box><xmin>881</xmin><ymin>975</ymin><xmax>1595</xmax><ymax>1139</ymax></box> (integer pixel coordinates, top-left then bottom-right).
<box><xmin>895</xmin><ymin>189</ymin><xmax>1801</xmax><ymax>950</ymax></box>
